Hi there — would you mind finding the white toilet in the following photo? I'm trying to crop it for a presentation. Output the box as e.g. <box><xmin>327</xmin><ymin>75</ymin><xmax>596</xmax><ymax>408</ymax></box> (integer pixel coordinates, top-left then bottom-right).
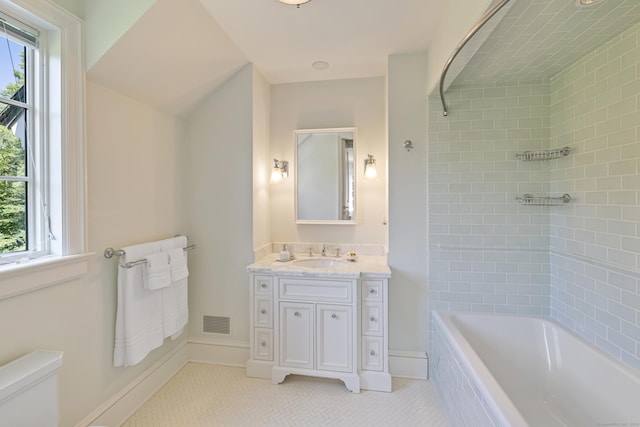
<box><xmin>0</xmin><ymin>350</ymin><xmax>63</xmax><ymax>427</ymax></box>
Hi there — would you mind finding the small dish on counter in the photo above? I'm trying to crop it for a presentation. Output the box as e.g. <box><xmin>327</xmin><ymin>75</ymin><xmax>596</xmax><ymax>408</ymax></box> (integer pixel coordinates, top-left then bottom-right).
<box><xmin>345</xmin><ymin>253</ymin><xmax>358</xmax><ymax>262</ymax></box>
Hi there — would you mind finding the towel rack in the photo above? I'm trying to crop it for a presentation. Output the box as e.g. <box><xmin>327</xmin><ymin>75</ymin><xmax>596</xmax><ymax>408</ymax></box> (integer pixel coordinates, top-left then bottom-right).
<box><xmin>515</xmin><ymin>194</ymin><xmax>572</xmax><ymax>206</ymax></box>
<box><xmin>104</xmin><ymin>243</ymin><xmax>196</xmax><ymax>269</ymax></box>
<box><xmin>516</xmin><ymin>147</ymin><xmax>571</xmax><ymax>161</ymax></box>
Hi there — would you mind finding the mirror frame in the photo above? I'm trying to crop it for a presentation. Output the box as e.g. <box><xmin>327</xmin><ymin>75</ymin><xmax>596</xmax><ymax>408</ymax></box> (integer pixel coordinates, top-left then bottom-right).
<box><xmin>294</xmin><ymin>127</ymin><xmax>357</xmax><ymax>225</ymax></box>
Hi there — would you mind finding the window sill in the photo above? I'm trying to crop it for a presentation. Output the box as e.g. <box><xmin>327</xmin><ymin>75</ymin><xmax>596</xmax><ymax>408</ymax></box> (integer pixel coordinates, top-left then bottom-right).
<box><xmin>0</xmin><ymin>253</ymin><xmax>94</xmax><ymax>301</ymax></box>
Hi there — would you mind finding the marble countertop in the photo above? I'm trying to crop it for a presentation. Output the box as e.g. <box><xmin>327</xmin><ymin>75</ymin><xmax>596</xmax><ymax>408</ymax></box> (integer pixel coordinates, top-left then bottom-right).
<box><xmin>247</xmin><ymin>253</ymin><xmax>391</xmax><ymax>279</ymax></box>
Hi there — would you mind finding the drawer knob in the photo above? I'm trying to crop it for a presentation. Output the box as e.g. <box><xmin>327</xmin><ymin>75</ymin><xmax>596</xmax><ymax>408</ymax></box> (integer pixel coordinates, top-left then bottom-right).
<box><xmin>261</xmin><ymin>309</ymin><xmax>267</xmax><ymax>314</ymax></box>
<box><xmin>261</xmin><ymin>283</ymin><xmax>268</xmax><ymax>289</ymax></box>
<box><xmin>370</xmin><ymin>316</ymin><xmax>377</xmax><ymax>322</ymax></box>
<box><xmin>331</xmin><ymin>313</ymin><xmax>337</xmax><ymax>319</ymax></box>
<box><xmin>261</xmin><ymin>341</ymin><xmax>267</xmax><ymax>347</ymax></box>
<box><xmin>294</xmin><ymin>311</ymin><xmax>301</xmax><ymax>317</ymax></box>
<box><xmin>369</xmin><ymin>289</ymin><xmax>376</xmax><ymax>294</ymax></box>
<box><xmin>370</xmin><ymin>350</ymin><xmax>376</xmax><ymax>356</ymax></box>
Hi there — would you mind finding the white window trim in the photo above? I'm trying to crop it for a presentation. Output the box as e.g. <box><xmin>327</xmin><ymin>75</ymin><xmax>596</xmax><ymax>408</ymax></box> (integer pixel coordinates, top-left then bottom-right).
<box><xmin>0</xmin><ymin>0</ymin><xmax>89</xmax><ymax>300</ymax></box>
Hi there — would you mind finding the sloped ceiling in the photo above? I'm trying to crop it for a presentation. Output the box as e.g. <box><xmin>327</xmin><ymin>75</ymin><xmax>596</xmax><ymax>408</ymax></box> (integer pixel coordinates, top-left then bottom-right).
<box><xmin>86</xmin><ymin>0</ymin><xmax>249</xmax><ymax>116</ymax></box>
<box><xmin>86</xmin><ymin>0</ymin><xmax>448</xmax><ymax>116</ymax></box>
<box><xmin>198</xmin><ymin>0</ymin><xmax>447</xmax><ymax>84</ymax></box>
<box><xmin>451</xmin><ymin>0</ymin><xmax>640</xmax><ymax>86</ymax></box>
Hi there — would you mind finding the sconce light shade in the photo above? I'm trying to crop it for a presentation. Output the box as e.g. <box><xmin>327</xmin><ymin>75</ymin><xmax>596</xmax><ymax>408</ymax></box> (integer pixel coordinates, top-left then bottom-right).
<box><xmin>364</xmin><ymin>154</ymin><xmax>378</xmax><ymax>179</ymax></box>
<box><xmin>270</xmin><ymin>158</ymin><xmax>289</xmax><ymax>184</ymax></box>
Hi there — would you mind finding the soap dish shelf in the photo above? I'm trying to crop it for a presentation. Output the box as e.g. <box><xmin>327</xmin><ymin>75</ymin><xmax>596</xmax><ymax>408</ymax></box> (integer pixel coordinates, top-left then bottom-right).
<box><xmin>516</xmin><ymin>146</ymin><xmax>571</xmax><ymax>161</ymax></box>
<box><xmin>516</xmin><ymin>194</ymin><xmax>572</xmax><ymax>206</ymax></box>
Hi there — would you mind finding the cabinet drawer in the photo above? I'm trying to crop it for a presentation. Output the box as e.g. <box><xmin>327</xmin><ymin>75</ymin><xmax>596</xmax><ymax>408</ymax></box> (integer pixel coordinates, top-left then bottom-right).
<box><xmin>279</xmin><ymin>278</ymin><xmax>352</xmax><ymax>303</ymax></box>
<box><xmin>255</xmin><ymin>296</ymin><xmax>273</xmax><ymax>328</ymax></box>
<box><xmin>254</xmin><ymin>276</ymin><xmax>273</xmax><ymax>295</ymax></box>
<box><xmin>254</xmin><ymin>328</ymin><xmax>273</xmax><ymax>361</ymax></box>
<box><xmin>362</xmin><ymin>280</ymin><xmax>383</xmax><ymax>301</ymax></box>
<box><xmin>362</xmin><ymin>302</ymin><xmax>384</xmax><ymax>336</ymax></box>
<box><xmin>361</xmin><ymin>336</ymin><xmax>384</xmax><ymax>371</ymax></box>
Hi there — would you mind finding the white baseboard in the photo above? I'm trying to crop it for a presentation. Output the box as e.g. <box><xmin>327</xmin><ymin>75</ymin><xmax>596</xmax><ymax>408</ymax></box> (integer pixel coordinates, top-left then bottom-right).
<box><xmin>388</xmin><ymin>349</ymin><xmax>428</xmax><ymax>379</ymax></box>
<box><xmin>79</xmin><ymin>342</ymin><xmax>426</xmax><ymax>427</ymax></box>
<box><xmin>78</xmin><ymin>341</ymin><xmax>189</xmax><ymax>427</ymax></box>
<box><xmin>188</xmin><ymin>337</ymin><xmax>250</xmax><ymax>367</ymax></box>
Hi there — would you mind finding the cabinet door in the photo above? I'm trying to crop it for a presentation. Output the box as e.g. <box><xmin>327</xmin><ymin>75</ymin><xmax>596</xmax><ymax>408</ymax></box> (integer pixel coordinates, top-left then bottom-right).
<box><xmin>280</xmin><ymin>302</ymin><xmax>314</xmax><ymax>369</ymax></box>
<box><xmin>316</xmin><ymin>304</ymin><xmax>353</xmax><ymax>373</ymax></box>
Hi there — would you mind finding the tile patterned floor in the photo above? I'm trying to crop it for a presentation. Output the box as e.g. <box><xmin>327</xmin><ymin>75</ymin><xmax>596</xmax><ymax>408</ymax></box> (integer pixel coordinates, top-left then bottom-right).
<box><xmin>122</xmin><ymin>363</ymin><xmax>448</xmax><ymax>426</ymax></box>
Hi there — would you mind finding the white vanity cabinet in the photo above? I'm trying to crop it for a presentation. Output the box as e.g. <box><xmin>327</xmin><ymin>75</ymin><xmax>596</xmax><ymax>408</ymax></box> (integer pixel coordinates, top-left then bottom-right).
<box><xmin>273</xmin><ymin>277</ymin><xmax>359</xmax><ymax>392</ymax></box>
<box><xmin>247</xmin><ymin>262</ymin><xmax>391</xmax><ymax>393</ymax></box>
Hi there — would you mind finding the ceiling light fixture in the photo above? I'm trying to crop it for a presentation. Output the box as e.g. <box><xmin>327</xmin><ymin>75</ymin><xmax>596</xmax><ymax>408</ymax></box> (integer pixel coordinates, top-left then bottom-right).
<box><xmin>312</xmin><ymin>61</ymin><xmax>329</xmax><ymax>71</ymax></box>
<box><xmin>576</xmin><ymin>0</ymin><xmax>603</xmax><ymax>6</ymax></box>
<box><xmin>277</xmin><ymin>0</ymin><xmax>311</xmax><ymax>7</ymax></box>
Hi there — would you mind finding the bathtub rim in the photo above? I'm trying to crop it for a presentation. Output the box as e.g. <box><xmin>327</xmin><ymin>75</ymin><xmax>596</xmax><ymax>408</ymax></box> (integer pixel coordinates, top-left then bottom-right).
<box><xmin>432</xmin><ymin>311</ymin><xmax>529</xmax><ymax>427</ymax></box>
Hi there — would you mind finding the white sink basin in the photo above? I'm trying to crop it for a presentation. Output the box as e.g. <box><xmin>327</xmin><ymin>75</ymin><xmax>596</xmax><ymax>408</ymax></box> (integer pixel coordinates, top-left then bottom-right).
<box><xmin>292</xmin><ymin>258</ymin><xmax>348</xmax><ymax>268</ymax></box>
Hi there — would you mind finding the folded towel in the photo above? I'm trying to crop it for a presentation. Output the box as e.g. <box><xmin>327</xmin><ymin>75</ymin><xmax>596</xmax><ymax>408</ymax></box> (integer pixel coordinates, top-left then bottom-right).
<box><xmin>113</xmin><ymin>236</ymin><xmax>189</xmax><ymax>367</ymax></box>
<box><xmin>143</xmin><ymin>252</ymin><xmax>171</xmax><ymax>290</ymax></box>
<box><xmin>167</xmin><ymin>247</ymin><xmax>189</xmax><ymax>282</ymax></box>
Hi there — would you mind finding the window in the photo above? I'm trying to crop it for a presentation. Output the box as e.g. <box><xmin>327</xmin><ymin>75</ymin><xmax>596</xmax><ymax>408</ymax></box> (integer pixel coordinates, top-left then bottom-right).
<box><xmin>0</xmin><ymin>13</ymin><xmax>45</xmax><ymax>262</ymax></box>
<box><xmin>0</xmin><ymin>0</ymin><xmax>87</xmax><ymax>300</ymax></box>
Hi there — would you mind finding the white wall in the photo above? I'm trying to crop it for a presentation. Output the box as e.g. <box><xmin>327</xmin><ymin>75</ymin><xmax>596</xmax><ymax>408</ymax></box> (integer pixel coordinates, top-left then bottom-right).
<box><xmin>269</xmin><ymin>77</ymin><xmax>387</xmax><ymax>245</ymax></box>
<box><xmin>0</xmin><ymin>80</ymin><xmax>186</xmax><ymax>426</ymax></box>
<box><xmin>253</xmin><ymin>69</ymin><xmax>272</xmax><ymax>251</ymax></box>
<box><xmin>184</xmin><ymin>64</ymin><xmax>255</xmax><ymax>344</ymax></box>
<box><xmin>387</xmin><ymin>53</ymin><xmax>430</xmax><ymax>352</ymax></box>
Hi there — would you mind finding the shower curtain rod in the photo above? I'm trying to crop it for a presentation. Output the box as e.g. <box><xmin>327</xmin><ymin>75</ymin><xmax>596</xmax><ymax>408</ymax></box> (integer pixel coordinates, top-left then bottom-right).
<box><xmin>439</xmin><ymin>0</ymin><xmax>512</xmax><ymax>116</ymax></box>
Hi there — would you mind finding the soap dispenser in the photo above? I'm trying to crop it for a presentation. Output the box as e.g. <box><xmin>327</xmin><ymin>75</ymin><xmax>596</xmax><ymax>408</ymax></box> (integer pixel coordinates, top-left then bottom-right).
<box><xmin>279</xmin><ymin>244</ymin><xmax>291</xmax><ymax>261</ymax></box>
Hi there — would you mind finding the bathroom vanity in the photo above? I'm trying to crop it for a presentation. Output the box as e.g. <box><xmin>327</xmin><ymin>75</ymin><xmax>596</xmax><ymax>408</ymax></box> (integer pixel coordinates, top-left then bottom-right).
<box><xmin>246</xmin><ymin>254</ymin><xmax>391</xmax><ymax>393</ymax></box>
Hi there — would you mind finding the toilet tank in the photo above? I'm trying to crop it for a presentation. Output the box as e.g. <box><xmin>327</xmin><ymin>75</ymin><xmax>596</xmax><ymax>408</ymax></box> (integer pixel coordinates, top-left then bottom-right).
<box><xmin>0</xmin><ymin>351</ymin><xmax>64</xmax><ymax>427</ymax></box>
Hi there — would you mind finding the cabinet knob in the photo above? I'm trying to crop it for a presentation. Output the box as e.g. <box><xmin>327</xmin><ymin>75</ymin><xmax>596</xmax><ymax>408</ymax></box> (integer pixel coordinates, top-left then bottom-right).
<box><xmin>294</xmin><ymin>311</ymin><xmax>301</xmax><ymax>317</ymax></box>
<box><xmin>331</xmin><ymin>313</ymin><xmax>337</xmax><ymax>319</ymax></box>
<box><xmin>369</xmin><ymin>288</ymin><xmax>376</xmax><ymax>294</ymax></box>
<box><xmin>370</xmin><ymin>350</ymin><xmax>376</xmax><ymax>356</ymax></box>
<box><xmin>261</xmin><ymin>283</ymin><xmax>267</xmax><ymax>289</ymax></box>
<box><xmin>261</xmin><ymin>341</ymin><xmax>267</xmax><ymax>347</ymax></box>
<box><xmin>370</xmin><ymin>316</ymin><xmax>377</xmax><ymax>322</ymax></box>
<box><xmin>261</xmin><ymin>309</ymin><xmax>267</xmax><ymax>314</ymax></box>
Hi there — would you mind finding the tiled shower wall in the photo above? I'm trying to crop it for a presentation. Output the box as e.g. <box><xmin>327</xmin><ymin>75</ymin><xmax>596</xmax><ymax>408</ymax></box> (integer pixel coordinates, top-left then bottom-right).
<box><xmin>428</xmin><ymin>20</ymin><xmax>640</xmax><ymax>373</ymax></box>
<box><xmin>548</xmin><ymin>21</ymin><xmax>640</xmax><ymax>371</ymax></box>
<box><xmin>428</xmin><ymin>81</ymin><xmax>553</xmax><ymax>316</ymax></box>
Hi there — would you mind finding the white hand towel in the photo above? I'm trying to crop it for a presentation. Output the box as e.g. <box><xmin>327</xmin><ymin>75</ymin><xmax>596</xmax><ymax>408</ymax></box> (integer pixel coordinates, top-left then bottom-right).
<box><xmin>143</xmin><ymin>252</ymin><xmax>171</xmax><ymax>290</ymax></box>
<box><xmin>167</xmin><ymin>247</ymin><xmax>189</xmax><ymax>281</ymax></box>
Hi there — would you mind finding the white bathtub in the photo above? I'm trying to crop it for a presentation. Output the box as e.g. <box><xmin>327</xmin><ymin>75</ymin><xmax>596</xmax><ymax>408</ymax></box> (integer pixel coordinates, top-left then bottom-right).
<box><xmin>432</xmin><ymin>312</ymin><xmax>640</xmax><ymax>427</ymax></box>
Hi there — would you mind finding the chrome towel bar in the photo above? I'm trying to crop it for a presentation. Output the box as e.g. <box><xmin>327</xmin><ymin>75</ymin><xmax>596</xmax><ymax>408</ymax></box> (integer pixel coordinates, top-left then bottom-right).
<box><xmin>104</xmin><ymin>243</ymin><xmax>196</xmax><ymax>269</ymax></box>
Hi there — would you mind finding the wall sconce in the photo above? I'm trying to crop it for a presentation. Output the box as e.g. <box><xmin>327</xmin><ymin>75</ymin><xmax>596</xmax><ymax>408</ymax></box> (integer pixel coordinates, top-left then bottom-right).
<box><xmin>363</xmin><ymin>154</ymin><xmax>378</xmax><ymax>179</ymax></box>
<box><xmin>270</xmin><ymin>158</ymin><xmax>289</xmax><ymax>184</ymax></box>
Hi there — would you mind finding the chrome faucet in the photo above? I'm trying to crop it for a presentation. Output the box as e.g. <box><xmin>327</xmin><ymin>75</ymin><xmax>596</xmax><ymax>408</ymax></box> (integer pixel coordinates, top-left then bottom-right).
<box><xmin>321</xmin><ymin>244</ymin><xmax>326</xmax><ymax>257</ymax></box>
<box><xmin>335</xmin><ymin>248</ymin><xmax>341</xmax><ymax>258</ymax></box>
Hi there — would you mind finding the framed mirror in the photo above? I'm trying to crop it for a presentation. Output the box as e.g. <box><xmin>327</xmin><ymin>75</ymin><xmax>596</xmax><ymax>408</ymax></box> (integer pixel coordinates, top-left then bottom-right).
<box><xmin>295</xmin><ymin>128</ymin><xmax>356</xmax><ymax>224</ymax></box>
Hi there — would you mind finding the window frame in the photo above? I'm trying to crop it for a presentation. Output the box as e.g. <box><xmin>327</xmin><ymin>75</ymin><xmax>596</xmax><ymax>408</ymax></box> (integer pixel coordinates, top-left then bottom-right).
<box><xmin>0</xmin><ymin>34</ymin><xmax>48</xmax><ymax>261</ymax></box>
<box><xmin>0</xmin><ymin>0</ymin><xmax>89</xmax><ymax>300</ymax></box>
